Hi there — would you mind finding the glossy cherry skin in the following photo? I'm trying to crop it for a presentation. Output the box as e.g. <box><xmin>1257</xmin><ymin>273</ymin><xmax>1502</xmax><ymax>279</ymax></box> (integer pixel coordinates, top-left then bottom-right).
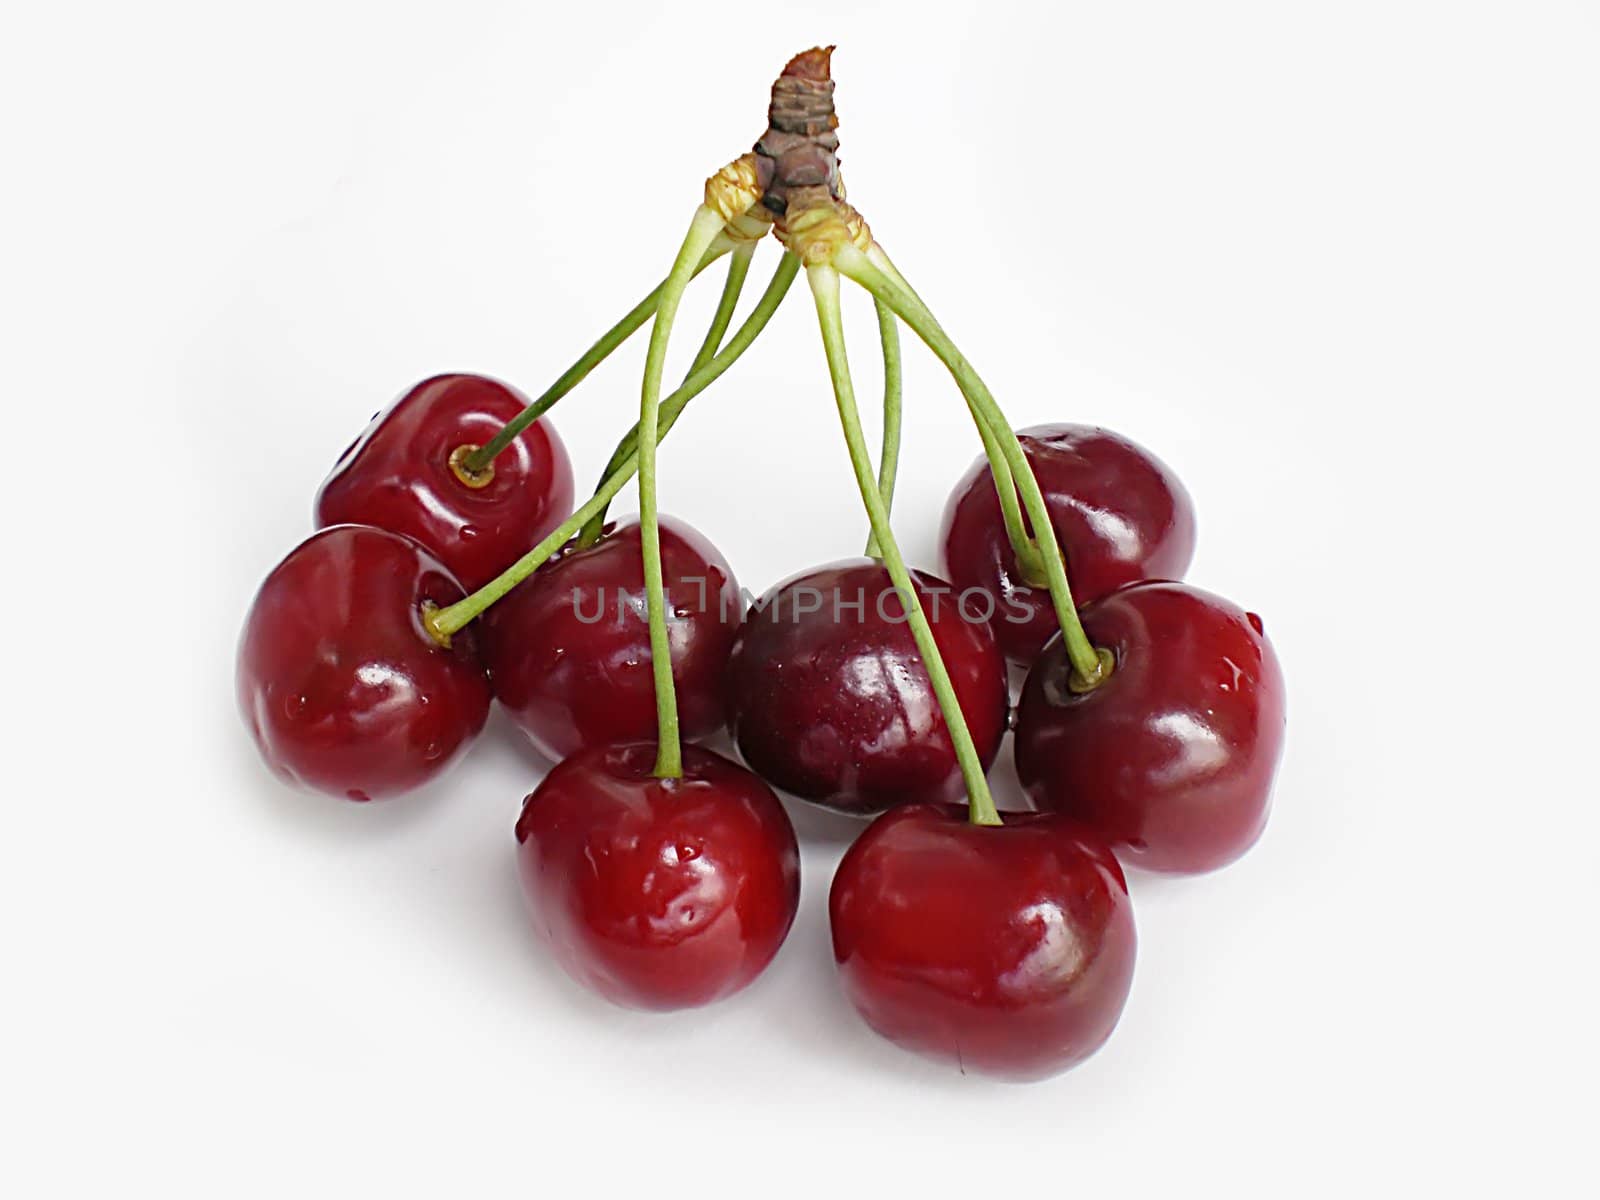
<box><xmin>315</xmin><ymin>374</ymin><xmax>575</xmax><ymax>592</ymax></box>
<box><xmin>726</xmin><ymin>559</ymin><xmax>1009</xmax><ymax>816</ymax></box>
<box><xmin>831</xmin><ymin>803</ymin><xmax>1136</xmax><ymax>1081</ymax></box>
<box><xmin>1015</xmin><ymin>581</ymin><xmax>1285</xmax><ymax>873</ymax></box>
<box><xmin>237</xmin><ymin>525</ymin><xmax>492</xmax><ymax>801</ymax></box>
<box><xmin>515</xmin><ymin>743</ymin><xmax>801</xmax><ymax>1010</ymax></box>
<box><xmin>940</xmin><ymin>423</ymin><xmax>1197</xmax><ymax>662</ymax></box>
<box><xmin>483</xmin><ymin>516</ymin><xmax>740</xmax><ymax>761</ymax></box>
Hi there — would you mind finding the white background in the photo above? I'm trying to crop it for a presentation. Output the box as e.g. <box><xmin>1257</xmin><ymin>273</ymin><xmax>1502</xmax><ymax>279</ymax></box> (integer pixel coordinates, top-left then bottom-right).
<box><xmin>5</xmin><ymin>2</ymin><xmax>1597</xmax><ymax>1195</ymax></box>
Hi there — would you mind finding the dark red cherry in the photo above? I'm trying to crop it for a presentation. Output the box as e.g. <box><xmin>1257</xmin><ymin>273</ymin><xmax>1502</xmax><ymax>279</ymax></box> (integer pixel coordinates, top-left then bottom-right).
<box><xmin>830</xmin><ymin>803</ymin><xmax>1136</xmax><ymax>1081</ymax></box>
<box><xmin>940</xmin><ymin>423</ymin><xmax>1197</xmax><ymax>662</ymax></box>
<box><xmin>726</xmin><ymin>559</ymin><xmax>1008</xmax><ymax>816</ymax></box>
<box><xmin>315</xmin><ymin>374</ymin><xmax>575</xmax><ymax>592</ymax></box>
<box><xmin>1015</xmin><ymin>581</ymin><xmax>1285</xmax><ymax>873</ymax></box>
<box><xmin>516</xmin><ymin>743</ymin><xmax>800</xmax><ymax>1010</ymax></box>
<box><xmin>237</xmin><ymin>525</ymin><xmax>491</xmax><ymax>801</ymax></box>
<box><xmin>483</xmin><ymin>516</ymin><xmax>740</xmax><ymax>761</ymax></box>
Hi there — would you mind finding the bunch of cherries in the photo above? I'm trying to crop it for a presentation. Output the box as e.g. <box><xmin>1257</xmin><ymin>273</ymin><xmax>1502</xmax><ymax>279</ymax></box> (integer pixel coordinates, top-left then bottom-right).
<box><xmin>238</xmin><ymin>49</ymin><xmax>1284</xmax><ymax>1082</ymax></box>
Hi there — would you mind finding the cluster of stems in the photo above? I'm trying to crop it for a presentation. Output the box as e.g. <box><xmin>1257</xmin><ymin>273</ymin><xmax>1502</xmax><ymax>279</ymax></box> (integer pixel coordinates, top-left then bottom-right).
<box><xmin>424</xmin><ymin>120</ymin><xmax>1110</xmax><ymax>822</ymax></box>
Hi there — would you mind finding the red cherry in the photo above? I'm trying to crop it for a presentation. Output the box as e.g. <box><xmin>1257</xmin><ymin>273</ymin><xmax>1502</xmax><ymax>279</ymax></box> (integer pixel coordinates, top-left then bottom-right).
<box><xmin>830</xmin><ymin>803</ymin><xmax>1136</xmax><ymax>1081</ymax></box>
<box><xmin>940</xmin><ymin>423</ymin><xmax>1197</xmax><ymax>662</ymax></box>
<box><xmin>315</xmin><ymin>374</ymin><xmax>575</xmax><ymax>592</ymax></box>
<box><xmin>237</xmin><ymin>525</ymin><xmax>491</xmax><ymax>801</ymax></box>
<box><xmin>515</xmin><ymin>743</ymin><xmax>800</xmax><ymax>1010</ymax></box>
<box><xmin>483</xmin><ymin>516</ymin><xmax>740</xmax><ymax>761</ymax></box>
<box><xmin>1015</xmin><ymin>581</ymin><xmax>1285</xmax><ymax>873</ymax></box>
<box><xmin>726</xmin><ymin>559</ymin><xmax>1008</xmax><ymax>816</ymax></box>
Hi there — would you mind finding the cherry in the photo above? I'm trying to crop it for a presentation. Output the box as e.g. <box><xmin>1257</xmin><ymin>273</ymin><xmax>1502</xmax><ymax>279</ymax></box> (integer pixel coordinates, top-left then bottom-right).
<box><xmin>482</xmin><ymin>515</ymin><xmax>740</xmax><ymax>761</ymax></box>
<box><xmin>940</xmin><ymin>423</ymin><xmax>1197</xmax><ymax>662</ymax></box>
<box><xmin>237</xmin><ymin>524</ymin><xmax>492</xmax><ymax>801</ymax></box>
<box><xmin>315</xmin><ymin>374</ymin><xmax>575</xmax><ymax>593</ymax></box>
<box><xmin>516</xmin><ymin>743</ymin><xmax>800</xmax><ymax>1010</ymax></box>
<box><xmin>1014</xmin><ymin>580</ymin><xmax>1285</xmax><ymax>873</ymax></box>
<box><xmin>830</xmin><ymin>803</ymin><xmax>1136</xmax><ymax>1081</ymax></box>
<box><xmin>725</xmin><ymin>559</ymin><xmax>1008</xmax><ymax>816</ymax></box>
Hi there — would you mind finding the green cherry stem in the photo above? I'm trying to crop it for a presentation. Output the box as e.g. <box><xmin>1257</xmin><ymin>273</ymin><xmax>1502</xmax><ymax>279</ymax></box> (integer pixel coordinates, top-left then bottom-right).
<box><xmin>689</xmin><ymin>241</ymin><xmax>756</xmax><ymax>375</ymax></box>
<box><xmin>423</xmin><ymin>248</ymin><xmax>800</xmax><ymax>645</ymax></box>
<box><xmin>638</xmin><ymin>204</ymin><xmax>729</xmax><ymax>778</ymax></box>
<box><xmin>863</xmin><ymin>298</ymin><xmax>903</xmax><ymax>559</ymax></box>
<box><xmin>808</xmin><ymin>263</ymin><xmax>1001</xmax><ymax>827</ymax></box>
<box><xmin>863</xmin><ymin>247</ymin><xmax>1048</xmax><ymax>584</ymax></box>
<box><xmin>834</xmin><ymin>241</ymin><xmax>1110</xmax><ymax>690</ymax></box>
<box><xmin>458</xmin><ymin>243</ymin><xmax>730</xmax><ymax>474</ymax></box>
<box><xmin>575</xmin><ymin>241</ymin><xmax>756</xmax><ymax>549</ymax></box>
